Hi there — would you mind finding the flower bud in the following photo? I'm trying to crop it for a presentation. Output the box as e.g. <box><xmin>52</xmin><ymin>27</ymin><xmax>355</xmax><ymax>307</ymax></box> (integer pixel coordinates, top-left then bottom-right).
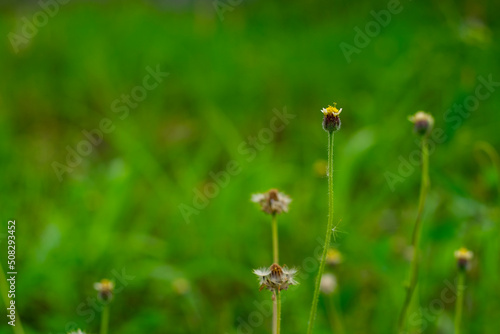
<box><xmin>321</xmin><ymin>103</ymin><xmax>342</xmax><ymax>133</ymax></box>
<box><xmin>320</xmin><ymin>273</ymin><xmax>337</xmax><ymax>295</ymax></box>
<box><xmin>408</xmin><ymin>111</ymin><xmax>434</xmax><ymax>136</ymax></box>
<box><xmin>454</xmin><ymin>247</ymin><xmax>473</xmax><ymax>271</ymax></box>
<box><xmin>94</xmin><ymin>279</ymin><xmax>114</xmax><ymax>302</ymax></box>
<box><xmin>326</xmin><ymin>248</ymin><xmax>342</xmax><ymax>267</ymax></box>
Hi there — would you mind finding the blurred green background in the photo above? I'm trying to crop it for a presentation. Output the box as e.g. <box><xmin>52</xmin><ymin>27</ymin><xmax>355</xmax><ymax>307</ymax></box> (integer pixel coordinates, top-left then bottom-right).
<box><xmin>1</xmin><ymin>0</ymin><xmax>499</xmax><ymax>333</ymax></box>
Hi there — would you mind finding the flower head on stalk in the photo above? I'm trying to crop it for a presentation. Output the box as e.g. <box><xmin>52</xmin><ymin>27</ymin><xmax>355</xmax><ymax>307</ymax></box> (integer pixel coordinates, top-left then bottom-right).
<box><xmin>408</xmin><ymin>111</ymin><xmax>434</xmax><ymax>136</ymax></box>
<box><xmin>454</xmin><ymin>247</ymin><xmax>474</xmax><ymax>271</ymax></box>
<box><xmin>253</xmin><ymin>263</ymin><xmax>298</xmax><ymax>292</ymax></box>
<box><xmin>326</xmin><ymin>248</ymin><xmax>343</xmax><ymax>267</ymax></box>
<box><xmin>320</xmin><ymin>273</ymin><xmax>337</xmax><ymax>295</ymax></box>
<box><xmin>94</xmin><ymin>279</ymin><xmax>114</xmax><ymax>302</ymax></box>
<box><xmin>321</xmin><ymin>103</ymin><xmax>342</xmax><ymax>133</ymax></box>
<box><xmin>251</xmin><ymin>189</ymin><xmax>291</xmax><ymax>215</ymax></box>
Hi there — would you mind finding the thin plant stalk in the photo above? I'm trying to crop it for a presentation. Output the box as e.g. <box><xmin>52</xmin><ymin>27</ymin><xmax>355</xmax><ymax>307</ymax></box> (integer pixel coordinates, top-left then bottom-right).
<box><xmin>0</xmin><ymin>264</ymin><xmax>25</xmax><ymax>334</ymax></box>
<box><xmin>272</xmin><ymin>292</ymin><xmax>278</xmax><ymax>334</ymax></box>
<box><xmin>100</xmin><ymin>304</ymin><xmax>110</xmax><ymax>334</ymax></box>
<box><xmin>271</xmin><ymin>214</ymin><xmax>280</xmax><ymax>334</ymax></box>
<box><xmin>454</xmin><ymin>272</ymin><xmax>466</xmax><ymax>334</ymax></box>
<box><xmin>272</xmin><ymin>214</ymin><xmax>279</xmax><ymax>264</ymax></box>
<box><xmin>307</xmin><ymin>132</ymin><xmax>335</xmax><ymax>334</ymax></box>
<box><xmin>276</xmin><ymin>290</ymin><xmax>282</xmax><ymax>334</ymax></box>
<box><xmin>398</xmin><ymin>137</ymin><xmax>430</xmax><ymax>331</ymax></box>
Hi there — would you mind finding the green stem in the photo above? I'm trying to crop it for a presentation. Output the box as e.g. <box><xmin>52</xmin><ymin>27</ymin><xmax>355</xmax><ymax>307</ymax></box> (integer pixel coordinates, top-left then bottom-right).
<box><xmin>398</xmin><ymin>137</ymin><xmax>430</xmax><ymax>331</ymax></box>
<box><xmin>277</xmin><ymin>290</ymin><xmax>282</xmax><ymax>334</ymax></box>
<box><xmin>272</xmin><ymin>214</ymin><xmax>279</xmax><ymax>264</ymax></box>
<box><xmin>0</xmin><ymin>264</ymin><xmax>25</xmax><ymax>334</ymax></box>
<box><xmin>272</xmin><ymin>292</ymin><xmax>277</xmax><ymax>334</ymax></box>
<box><xmin>307</xmin><ymin>132</ymin><xmax>335</xmax><ymax>334</ymax></box>
<box><xmin>327</xmin><ymin>293</ymin><xmax>345</xmax><ymax>334</ymax></box>
<box><xmin>454</xmin><ymin>272</ymin><xmax>466</xmax><ymax>334</ymax></box>
<box><xmin>100</xmin><ymin>304</ymin><xmax>110</xmax><ymax>334</ymax></box>
<box><xmin>271</xmin><ymin>214</ymin><xmax>279</xmax><ymax>334</ymax></box>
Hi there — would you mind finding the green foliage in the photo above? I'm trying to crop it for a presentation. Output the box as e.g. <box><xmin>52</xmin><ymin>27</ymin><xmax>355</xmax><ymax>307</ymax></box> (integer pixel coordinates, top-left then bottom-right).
<box><xmin>0</xmin><ymin>0</ymin><xmax>499</xmax><ymax>333</ymax></box>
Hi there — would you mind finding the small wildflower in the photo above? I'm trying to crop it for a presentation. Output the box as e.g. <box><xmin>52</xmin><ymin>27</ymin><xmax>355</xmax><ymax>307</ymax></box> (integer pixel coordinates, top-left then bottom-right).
<box><xmin>94</xmin><ymin>279</ymin><xmax>114</xmax><ymax>302</ymax></box>
<box><xmin>321</xmin><ymin>103</ymin><xmax>342</xmax><ymax>133</ymax></box>
<box><xmin>454</xmin><ymin>247</ymin><xmax>473</xmax><ymax>271</ymax></box>
<box><xmin>253</xmin><ymin>263</ymin><xmax>298</xmax><ymax>292</ymax></box>
<box><xmin>320</xmin><ymin>273</ymin><xmax>337</xmax><ymax>295</ymax></box>
<box><xmin>408</xmin><ymin>111</ymin><xmax>434</xmax><ymax>136</ymax></box>
<box><xmin>67</xmin><ymin>330</ymin><xmax>86</xmax><ymax>334</ymax></box>
<box><xmin>251</xmin><ymin>189</ymin><xmax>291</xmax><ymax>215</ymax></box>
<box><xmin>326</xmin><ymin>248</ymin><xmax>342</xmax><ymax>267</ymax></box>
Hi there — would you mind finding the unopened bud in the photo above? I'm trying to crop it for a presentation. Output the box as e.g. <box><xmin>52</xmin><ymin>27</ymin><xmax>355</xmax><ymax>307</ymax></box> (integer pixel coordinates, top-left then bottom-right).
<box><xmin>454</xmin><ymin>247</ymin><xmax>473</xmax><ymax>271</ymax></box>
<box><xmin>320</xmin><ymin>273</ymin><xmax>337</xmax><ymax>295</ymax></box>
<box><xmin>321</xmin><ymin>103</ymin><xmax>342</xmax><ymax>133</ymax></box>
<box><xmin>408</xmin><ymin>111</ymin><xmax>434</xmax><ymax>136</ymax></box>
<box><xmin>94</xmin><ymin>279</ymin><xmax>114</xmax><ymax>302</ymax></box>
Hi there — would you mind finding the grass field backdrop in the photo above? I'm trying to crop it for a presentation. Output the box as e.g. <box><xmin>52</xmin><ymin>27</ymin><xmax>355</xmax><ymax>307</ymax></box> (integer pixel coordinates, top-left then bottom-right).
<box><xmin>0</xmin><ymin>0</ymin><xmax>500</xmax><ymax>333</ymax></box>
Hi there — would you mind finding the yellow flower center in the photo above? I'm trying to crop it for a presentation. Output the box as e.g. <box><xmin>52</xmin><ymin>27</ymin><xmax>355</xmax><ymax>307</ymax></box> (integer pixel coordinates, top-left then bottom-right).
<box><xmin>454</xmin><ymin>247</ymin><xmax>473</xmax><ymax>260</ymax></box>
<box><xmin>322</xmin><ymin>103</ymin><xmax>342</xmax><ymax>116</ymax></box>
<box><xmin>100</xmin><ymin>279</ymin><xmax>114</xmax><ymax>291</ymax></box>
<box><xmin>327</xmin><ymin>248</ymin><xmax>342</xmax><ymax>261</ymax></box>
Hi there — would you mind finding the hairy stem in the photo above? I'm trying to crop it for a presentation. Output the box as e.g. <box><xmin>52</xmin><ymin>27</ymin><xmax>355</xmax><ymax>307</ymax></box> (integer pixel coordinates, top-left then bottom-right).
<box><xmin>100</xmin><ymin>304</ymin><xmax>110</xmax><ymax>334</ymax></box>
<box><xmin>277</xmin><ymin>290</ymin><xmax>282</xmax><ymax>334</ymax></box>
<box><xmin>271</xmin><ymin>214</ymin><xmax>279</xmax><ymax>334</ymax></box>
<box><xmin>398</xmin><ymin>137</ymin><xmax>430</xmax><ymax>331</ymax></box>
<box><xmin>272</xmin><ymin>214</ymin><xmax>279</xmax><ymax>264</ymax></box>
<box><xmin>454</xmin><ymin>272</ymin><xmax>466</xmax><ymax>334</ymax></box>
<box><xmin>307</xmin><ymin>132</ymin><xmax>335</xmax><ymax>334</ymax></box>
<box><xmin>272</xmin><ymin>292</ymin><xmax>277</xmax><ymax>334</ymax></box>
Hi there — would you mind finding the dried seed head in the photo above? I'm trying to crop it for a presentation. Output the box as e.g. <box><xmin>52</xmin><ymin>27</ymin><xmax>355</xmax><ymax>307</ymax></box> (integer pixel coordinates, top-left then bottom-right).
<box><xmin>408</xmin><ymin>111</ymin><xmax>434</xmax><ymax>136</ymax></box>
<box><xmin>254</xmin><ymin>267</ymin><xmax>271</xmax><ymax>286</ymax></box>
<box><xmin>253</xmin><ymin>263</ymin><xmax>298</xmax><ymax>292</ymax></box>
<box><xmin>94</xmin><ymin>279</ymin><xmax>114</xmax><ymax>302</ymax></box>
<box><xmin>454</xmin><ymin>247</ymin><xmax>473</xmax><ymax>271</ymax></box>
<box><xmin>251</xmin><ymin>189</ymin><xmax>291</xmax><ymax>215</ymax></box>
<box><xmin>326</xmin><ymin>248</ymin><xmax>343</xmax><ymax>267</ymax></box>
<box><xmin>320</xmin><ymin>273</ymin><xmax>337</xmax><ymax>295</ymax></box>
<box><xmin>269</xmin><ymin>263</ymin><xmax>284</xmax><ymax>281</ymax></box>
<box><xmin>321</xmin><ymin>103</ymin><xmax>342</xmax><ymax>133</ymax></box>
